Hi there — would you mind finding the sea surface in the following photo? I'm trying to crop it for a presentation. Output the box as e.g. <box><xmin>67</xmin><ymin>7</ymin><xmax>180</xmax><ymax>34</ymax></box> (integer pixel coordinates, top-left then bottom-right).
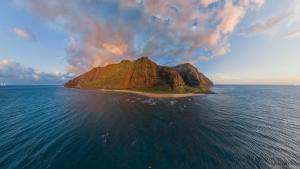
<box><xmin>0</xmin><ymin>85</ymin><xmax>300</xmax><ymax>169</ymax></box>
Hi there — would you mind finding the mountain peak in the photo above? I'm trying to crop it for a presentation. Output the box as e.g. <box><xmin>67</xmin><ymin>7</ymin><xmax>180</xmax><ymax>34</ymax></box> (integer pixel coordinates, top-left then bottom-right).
<box><xmin>137</xmin><ymin>56</ymin><xmax>150</xmax><ymax>60</ymax></box>
<box><xmin>134</xmin><ymin>56</ymin><xmax>153</xmax><ymax>63</ymax></box>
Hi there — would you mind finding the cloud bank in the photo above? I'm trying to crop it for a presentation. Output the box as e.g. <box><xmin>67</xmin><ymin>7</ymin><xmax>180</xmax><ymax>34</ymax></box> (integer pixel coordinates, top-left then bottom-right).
<box><xmin>21</xmin><ymin>0</ymin><xmax>265</xmax><ymax>74</ymax></box>
<box><xmin>0</xmin><ymin>59</ymin><xmax>70</xmax><ymax>85</ymax></box>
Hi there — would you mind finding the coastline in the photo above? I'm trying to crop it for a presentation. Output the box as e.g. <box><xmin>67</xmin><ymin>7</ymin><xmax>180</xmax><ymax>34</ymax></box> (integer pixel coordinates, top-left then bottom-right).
<box><xmin>98</xmin><ymin>89</ymin><xmax>205</xmax><ymax>98</ymax></box>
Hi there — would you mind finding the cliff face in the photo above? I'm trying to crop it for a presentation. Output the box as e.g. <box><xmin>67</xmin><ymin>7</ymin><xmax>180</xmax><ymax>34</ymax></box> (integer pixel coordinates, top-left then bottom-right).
<box><xmin>65</xmin><ymin>57</ymin><xmax>213</xmax><ymax>93</ymax></box>
<box><xmin>174</xmin><ymin>63</ymin><xmax>213</xmax><ymax>88</ymax></box>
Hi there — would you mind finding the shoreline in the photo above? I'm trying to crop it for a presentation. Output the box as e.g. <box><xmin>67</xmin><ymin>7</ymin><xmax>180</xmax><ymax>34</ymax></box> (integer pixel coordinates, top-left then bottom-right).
<box><xmin>98</xmin><ymin>89</ymin><xmax>205</xmax><ymax>98</ymax></box>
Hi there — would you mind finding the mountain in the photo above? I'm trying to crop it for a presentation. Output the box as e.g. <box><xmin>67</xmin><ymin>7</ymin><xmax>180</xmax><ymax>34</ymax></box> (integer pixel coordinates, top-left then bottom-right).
<box><xmin>64</xmin><ymin>57</ymin><xmax>213</xmax><ymax>93</ymax></box>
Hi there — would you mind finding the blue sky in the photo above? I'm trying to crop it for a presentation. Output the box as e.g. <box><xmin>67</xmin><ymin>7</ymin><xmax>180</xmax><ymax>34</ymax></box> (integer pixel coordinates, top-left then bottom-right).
<box><xmin>0</xmin><ymin>0</ymin><xmax>300</xmax><ymax>85</ymax></box>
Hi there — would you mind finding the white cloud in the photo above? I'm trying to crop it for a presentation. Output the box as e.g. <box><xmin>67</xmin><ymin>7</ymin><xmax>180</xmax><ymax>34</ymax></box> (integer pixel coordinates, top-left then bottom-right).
<box><xmin>0</xmin><ymin>59</ymin><xmax>71</xmax><ymax>84</ymax></box>
<box><xmin>285</xmin><ymin>0</ymin><xmax>300</xmax><ymax>38</ymax></box>
<box><xmin>240</xmin><ymin>14</ymin><xmax>288</xmax><ymax>35</ymax></box>
<box><xmin>240</xmin><ymin>0</ymin><xmax>300</xmax><ymax>38</ymax></box>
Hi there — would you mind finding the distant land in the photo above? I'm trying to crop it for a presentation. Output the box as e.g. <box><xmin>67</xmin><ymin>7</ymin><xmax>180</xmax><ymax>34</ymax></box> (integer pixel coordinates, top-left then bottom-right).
<box><xmin>64</xmin><ymin>57</ymin><xmax>213</xmax><ymax>94</ymax></box>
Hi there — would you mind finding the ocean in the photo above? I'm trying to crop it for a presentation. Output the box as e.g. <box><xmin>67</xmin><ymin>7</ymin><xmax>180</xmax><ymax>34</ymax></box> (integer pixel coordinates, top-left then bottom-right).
<box><xmin>0</xmin><ymin>85</ymin><xmax>300</xmax><ymax>169</ymax></box>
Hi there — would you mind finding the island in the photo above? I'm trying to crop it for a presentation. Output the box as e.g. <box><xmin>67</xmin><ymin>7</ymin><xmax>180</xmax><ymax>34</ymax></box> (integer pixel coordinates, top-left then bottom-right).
<box><xmin>64</xmin><ymin>57</ymin><xmax>213</xmax><ymax>97</ymax></box>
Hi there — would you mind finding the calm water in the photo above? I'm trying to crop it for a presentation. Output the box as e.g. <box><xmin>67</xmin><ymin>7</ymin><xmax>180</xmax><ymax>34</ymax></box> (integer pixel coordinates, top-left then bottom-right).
<box><xmin>0</xmin><ymin>85</ymin><xmax>300</xmax><ymax>169</ymax></box>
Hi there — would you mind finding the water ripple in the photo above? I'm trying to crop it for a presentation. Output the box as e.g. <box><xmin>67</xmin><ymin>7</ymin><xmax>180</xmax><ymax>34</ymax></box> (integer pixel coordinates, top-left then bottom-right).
<box><xmin>0</xmin><ymin>85</ymin><xmax>300</xmax><ymax>169</ymax></box>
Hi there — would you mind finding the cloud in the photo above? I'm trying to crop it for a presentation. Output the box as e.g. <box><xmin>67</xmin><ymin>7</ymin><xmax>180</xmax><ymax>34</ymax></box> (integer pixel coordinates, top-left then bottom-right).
<box><xmin>200</xmin><ymin>0</ymin><xmax>215</xmax><ymax>7</ymax></box>
<box><xmin>12</xmin><ymin>27</ymin><xmax>35</xmax><ymax>40</ymax></box>
<box><xmin>17</xmin><ymin>0</ymin><xmax>265</xmax><ymax>74</ymax></box>
<box><xmin>284</xmin><ymin>0</ymin><xmax>300</xmax><ymax>38</ymax></box>
<box><xmin>0</xmin><ymin>59</ymin><xmax>70</xmax><ymax>84</ymax></box>
<box><xmin>240</xmin><ymin>14</ymin><xmax>288</xmax><ymax>35</ymax></box>
<box><xmin>198</xmin><ymin>56</ymin><xmax>210</xmax><ymax>61</ymax></box>
<box><xmin>287</xmin><ymin>29</ymin><xmax>300</xmax><ymax>38</ymax></box>
<box><xmin>240</xmin><ymin>0</ymin><xmax>300</xmax><ymax>38</ymax></box>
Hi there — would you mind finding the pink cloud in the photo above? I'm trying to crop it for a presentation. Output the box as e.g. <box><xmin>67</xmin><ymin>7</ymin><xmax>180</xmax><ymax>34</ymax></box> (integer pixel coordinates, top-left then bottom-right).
<box><xmin>12</xmin><ymin>27</ymin><xmax>35</xmax><ymax>40</ymax></box>
<box><xmin>22</xmin><ymin>0</ymin><xmax>265</xmax><ymax>74</ymax></box>
<box><xmin>287</xmin><ymin>29</ymin><xmax>300</xmax><ymax>38</ymax></box>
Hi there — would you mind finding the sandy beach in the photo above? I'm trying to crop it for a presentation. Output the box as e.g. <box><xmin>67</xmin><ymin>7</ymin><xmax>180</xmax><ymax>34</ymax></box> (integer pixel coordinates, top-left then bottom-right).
<box><xmin>98</xmin><ymin>89</ymin><xmax>204</xmax><ymax>98</ymax></box>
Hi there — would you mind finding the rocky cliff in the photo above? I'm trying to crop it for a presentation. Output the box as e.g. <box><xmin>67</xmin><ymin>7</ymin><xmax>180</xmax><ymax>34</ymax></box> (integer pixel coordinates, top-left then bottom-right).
<box><xmin>64</xmin><ymin>57</ymin><xmax>213</xmax><ymax>93</ymax></box>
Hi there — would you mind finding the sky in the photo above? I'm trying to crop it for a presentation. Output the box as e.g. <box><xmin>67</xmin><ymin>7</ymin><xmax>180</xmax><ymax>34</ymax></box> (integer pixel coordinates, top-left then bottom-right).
<box><xmin>0</xmin><ymin>0</ymin><xmax>300</xmax><ymax>85</ymax></box>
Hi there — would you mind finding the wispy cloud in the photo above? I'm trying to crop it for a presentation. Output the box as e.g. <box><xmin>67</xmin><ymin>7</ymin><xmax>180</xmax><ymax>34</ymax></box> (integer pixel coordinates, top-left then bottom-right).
<box><xmin>240</xmin><ymin>14</ymin><xmax>288</xmax><ymax>35</ymax></box>
<box><xmin>0</xmin><ymin>59</ymin><xmax>71</xmax><ymax>84</ymax></box>
<box><xmin>198</xmin><ymin>56</ymin><xmax>210</xmax><ymax>62</ymax></box>
<box><xmin>12</xmin><ymin>27</ymin><xmax>35</xmax><ymax>40</ymax></box>
<box><xmin>286</xmin><ymin>29</ymin><xmax>300</xmax><ymax>38</ymax></box>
